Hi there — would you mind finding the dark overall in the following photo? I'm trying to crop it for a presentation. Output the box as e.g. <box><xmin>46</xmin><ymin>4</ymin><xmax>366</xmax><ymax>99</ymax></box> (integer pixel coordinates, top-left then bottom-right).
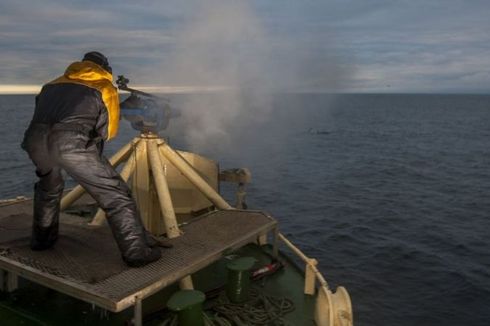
<box><xmin>22</xmin><ymin>82</ymin><xmax>160</xmax><ymax>267</ymax></box>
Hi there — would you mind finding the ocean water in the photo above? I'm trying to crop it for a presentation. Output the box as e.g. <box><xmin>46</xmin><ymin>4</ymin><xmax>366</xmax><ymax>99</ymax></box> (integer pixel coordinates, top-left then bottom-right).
<box><xmin>1</xmin><ymin>94</ymin><xmax>490</xmax><ymax>325</ymax></box>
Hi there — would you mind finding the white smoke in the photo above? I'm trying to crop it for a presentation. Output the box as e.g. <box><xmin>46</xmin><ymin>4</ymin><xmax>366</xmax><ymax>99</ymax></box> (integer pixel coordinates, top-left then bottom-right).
<box><xmin>154</xmin><ymin>0</ymin><xmax>345</xmax><ymax>152</ymax></box>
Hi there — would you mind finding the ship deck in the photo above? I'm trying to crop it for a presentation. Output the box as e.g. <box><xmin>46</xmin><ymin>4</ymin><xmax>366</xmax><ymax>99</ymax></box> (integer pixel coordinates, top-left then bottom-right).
<box><xmin>0</xmin><ymin>199</ymin><xmax>277</xmax><ymax>312</ymax></box>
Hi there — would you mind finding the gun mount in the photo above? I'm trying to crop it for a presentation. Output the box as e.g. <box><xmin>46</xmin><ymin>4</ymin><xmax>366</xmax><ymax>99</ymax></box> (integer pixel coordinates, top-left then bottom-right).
<box><xmin>116</xmin><ymin>75</ymin><xmax>172</xmax><ymax>134</ymax></box>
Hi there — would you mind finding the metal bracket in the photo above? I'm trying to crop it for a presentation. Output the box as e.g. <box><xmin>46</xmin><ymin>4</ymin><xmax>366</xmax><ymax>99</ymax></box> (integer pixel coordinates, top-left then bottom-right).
<box><xmin>133</xmin><ymin>295</ymin><xmax>142</xmax><ymax>326</ymax></box>
<box><xmin>0</xmin><ymin>269</ymin><xmax>18</xmax><ymax>292</ymax></box>
<box><xmin>272</xmin><ymin>228</ymin><xmax>279</xmax><ymax>259</ymax></box>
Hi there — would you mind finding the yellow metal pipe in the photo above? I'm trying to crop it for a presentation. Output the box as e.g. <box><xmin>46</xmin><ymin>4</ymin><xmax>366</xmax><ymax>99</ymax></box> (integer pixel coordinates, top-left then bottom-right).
<box><xmin>108</xmin><ymin>138</ymin><xmax>140</xmax><ymax>167</ymax></box>
<box><xmin>158</xmin><ymin>142</ymin><xmax>232</xmax><ymax>210</ymax></box>
<box><xmin>89</xmin><ymin>147</ymin><xmax>137</xmax><ymax>226</ymax></box>
<box><xmin>119</xmin><ymin>150</ymin><xmax>137</xmax><ymax>182</ymax></box>
<box><xmin>278</xmin><ymin>233</ymin><xmax>329</xmax><ymax>287</ymax></box>
<box><xmin>60</xmin><ymin>185</ymin><xmax>85</xmax><ymax>211</ymax></box>
<box><xmin>132</xmin><ymin>139</ymin><xmax>151</xmax><ymax>229</ymax></box>
<box><xmin>147</xmin><ymin>140</ymin><xmax>180</xmax><ymax>239</ymax></box>
<box><xmin>278</xmin><ymin>233</ymin><xmax>311</xmax><ymax>263</ymax></box>
<box><xmin>179</xmin><ymin>276</ymin><xmax>194</xmax><ymax>290</ymax></box>
<box><xmin>60</xmin><ymin>138</ymin><xmax>139</xmax><ymax>211</ymax></box>
<box><xmin>90</xmin><ymin>209</ymin><xmax>106</xmax><ymax>226</ymax></box>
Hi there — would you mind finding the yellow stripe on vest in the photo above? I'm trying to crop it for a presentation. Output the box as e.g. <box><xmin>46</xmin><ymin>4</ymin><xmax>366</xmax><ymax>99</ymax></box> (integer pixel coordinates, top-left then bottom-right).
<box><xmin>48</xmin><ymin>61</ymin><xmax>120</xmax><ymax>140</ymax></box>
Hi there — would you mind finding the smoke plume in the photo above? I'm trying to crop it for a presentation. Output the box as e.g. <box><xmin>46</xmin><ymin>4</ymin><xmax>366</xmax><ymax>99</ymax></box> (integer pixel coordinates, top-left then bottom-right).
<box><xmin>154</xmin><ymin>0</ymin><xmax>345</xmax><ymax>153</ymax></box>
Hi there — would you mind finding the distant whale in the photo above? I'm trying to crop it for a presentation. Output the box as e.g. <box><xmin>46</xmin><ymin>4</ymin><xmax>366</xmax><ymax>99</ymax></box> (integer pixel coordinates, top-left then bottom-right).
<box><xmin>308</xmin><ymin>128</ymin><xmax>330</xmax><ymax>135</ymax></box>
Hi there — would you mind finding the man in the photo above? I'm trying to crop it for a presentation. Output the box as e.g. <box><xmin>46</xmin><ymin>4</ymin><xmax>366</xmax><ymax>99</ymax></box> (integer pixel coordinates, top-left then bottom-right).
<box><xmin>21</xmin><ymin>51</ymin><xmax>161</xmax><ymax>267</ymax></box>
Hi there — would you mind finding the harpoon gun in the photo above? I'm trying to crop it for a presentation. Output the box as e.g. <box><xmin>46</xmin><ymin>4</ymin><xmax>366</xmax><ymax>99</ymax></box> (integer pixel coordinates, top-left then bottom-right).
<box><xmin>116</xmin><ymin>75</ymin><xmax>173</xmax><ymax>133</ymax></box>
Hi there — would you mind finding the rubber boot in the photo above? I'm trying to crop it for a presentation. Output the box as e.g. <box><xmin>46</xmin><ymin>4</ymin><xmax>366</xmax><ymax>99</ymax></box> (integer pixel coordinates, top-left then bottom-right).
<box><xmin>106</xmin><ymin>213</ymin><xmax>162</xmax><ymax>267</ymax></box>
<box><xmin>31</xmin><ymin>182</ymin><xmax>63</xmax><ymax>251</ymax></box>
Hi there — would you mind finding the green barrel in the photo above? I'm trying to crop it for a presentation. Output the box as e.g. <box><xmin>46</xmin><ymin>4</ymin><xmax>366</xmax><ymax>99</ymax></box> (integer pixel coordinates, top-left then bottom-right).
<box><xmin>226</xmin><ymin>257</ymin><xmax>256</xmax><ymax>303</ymax></box>
<box><xmin>167</xmin><ymin>290</ymin><xmax>206</xmax><ymax>326</ymax></box>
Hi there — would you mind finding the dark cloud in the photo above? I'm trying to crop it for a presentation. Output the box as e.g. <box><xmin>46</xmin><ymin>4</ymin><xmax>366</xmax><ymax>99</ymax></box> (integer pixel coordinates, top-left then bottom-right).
<box><xmin>1</xmin><ymin>0</ymin><xmax>489</xmax><ymax>92</ymax></box>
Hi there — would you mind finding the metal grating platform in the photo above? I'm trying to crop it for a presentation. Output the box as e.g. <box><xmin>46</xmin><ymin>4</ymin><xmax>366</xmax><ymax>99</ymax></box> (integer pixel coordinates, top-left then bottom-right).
<box><xmin>0</xmin><ymin>200</ymin><xmax>277</xmax><ymax>311</ymax></box>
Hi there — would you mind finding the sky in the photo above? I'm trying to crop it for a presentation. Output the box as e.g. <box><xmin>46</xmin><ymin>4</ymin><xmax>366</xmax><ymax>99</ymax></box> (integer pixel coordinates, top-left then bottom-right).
<box><xmin>0</xmin><ymin>0</ymin><xmax>489</xmax><ymax>93</ymax></box>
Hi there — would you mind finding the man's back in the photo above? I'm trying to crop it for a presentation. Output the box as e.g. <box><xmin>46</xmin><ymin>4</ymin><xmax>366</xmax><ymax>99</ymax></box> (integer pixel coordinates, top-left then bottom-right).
<box><xmin>32</xmin><ymin>83</ymin><xmax>107</xmax><ymax>136</ymax></box>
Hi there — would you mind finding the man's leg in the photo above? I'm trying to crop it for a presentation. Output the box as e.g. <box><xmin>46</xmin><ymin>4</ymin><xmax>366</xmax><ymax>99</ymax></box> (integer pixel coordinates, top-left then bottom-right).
<box><xmin>53</xmin><ymin>134</ymin><xmax>161</xmax><ymax>267</ymax></box>
<box><xmin>31</xmin><ymin>167</ymin><xmax>64</xmax><ymax>250</ymax></box>
<box><xmin>22</xmin><ymin>124</ymin><xmax>65</xmax><ymax>250</ymax></box>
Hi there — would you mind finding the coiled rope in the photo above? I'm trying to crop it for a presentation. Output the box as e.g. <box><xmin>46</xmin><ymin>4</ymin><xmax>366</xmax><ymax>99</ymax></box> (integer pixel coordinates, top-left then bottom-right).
<box><xmin>159</xmin><ymin>313</ymin><xmax>231</xmax><ymax>326</ymax></box>
<box><xmin>159</xmin><ymin>287</ymin><xmax>295</xmax><ymax>326</ymax></box>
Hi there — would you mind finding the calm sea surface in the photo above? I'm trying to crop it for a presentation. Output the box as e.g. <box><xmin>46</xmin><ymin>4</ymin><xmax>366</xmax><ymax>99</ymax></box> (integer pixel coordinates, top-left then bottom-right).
<box><xmin>1</xmin><ymin>94</ymin><xmax>489</xmax><ymax>325</ymax></box>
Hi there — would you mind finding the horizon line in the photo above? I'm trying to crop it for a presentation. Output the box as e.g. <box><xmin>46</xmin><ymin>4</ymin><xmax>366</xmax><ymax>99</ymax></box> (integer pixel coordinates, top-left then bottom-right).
<box><xmin>0</xmin><ymin>84</ymin><xmax>235</xmax><ymax>95</ymax></box>
<box><xmin>0</xmin><ymin>85</ymin><xmax>488</xmax><ymax>95</ymax></box>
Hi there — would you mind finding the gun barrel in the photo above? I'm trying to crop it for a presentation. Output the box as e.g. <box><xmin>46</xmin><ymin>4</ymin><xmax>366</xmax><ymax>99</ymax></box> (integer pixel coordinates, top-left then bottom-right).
<box><xmin>116</xmin><ymin>75</ymin><xmax>169</xmax><ymax>102</ymax></box>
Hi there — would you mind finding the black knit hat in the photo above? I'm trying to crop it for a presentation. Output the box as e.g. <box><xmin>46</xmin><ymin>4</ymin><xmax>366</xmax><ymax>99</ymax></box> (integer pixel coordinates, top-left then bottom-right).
<box><xmin>82</xmin><ymin>51</ymin><xmax>112</xmax><ymax>73</ymax></box>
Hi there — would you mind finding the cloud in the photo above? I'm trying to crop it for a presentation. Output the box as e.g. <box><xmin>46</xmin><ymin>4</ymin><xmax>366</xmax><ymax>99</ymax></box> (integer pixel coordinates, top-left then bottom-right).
<box><xmin>0</xmin><ymin>0</ymin><xmax>489</xmax><ymax>92</ymax></box>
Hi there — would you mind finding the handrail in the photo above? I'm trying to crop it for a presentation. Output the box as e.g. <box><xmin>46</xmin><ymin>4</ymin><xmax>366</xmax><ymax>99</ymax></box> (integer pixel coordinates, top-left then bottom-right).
<box><xmin>277</xmin><ymin>232</ymin><xmax>353</xmax><ymax>326</ymax></box>
<box><xmin>277</xmin><ymin>232</ymin><xmax>329</xmax><ymax>288</ymax></box>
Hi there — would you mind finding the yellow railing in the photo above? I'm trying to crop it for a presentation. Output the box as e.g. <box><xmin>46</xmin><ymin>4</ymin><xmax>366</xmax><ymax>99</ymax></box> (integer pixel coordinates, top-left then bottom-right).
<box><xmin>277</xmin><ymin>232</ymin><xmax>353</xmax><ymax>326</ymax></box>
